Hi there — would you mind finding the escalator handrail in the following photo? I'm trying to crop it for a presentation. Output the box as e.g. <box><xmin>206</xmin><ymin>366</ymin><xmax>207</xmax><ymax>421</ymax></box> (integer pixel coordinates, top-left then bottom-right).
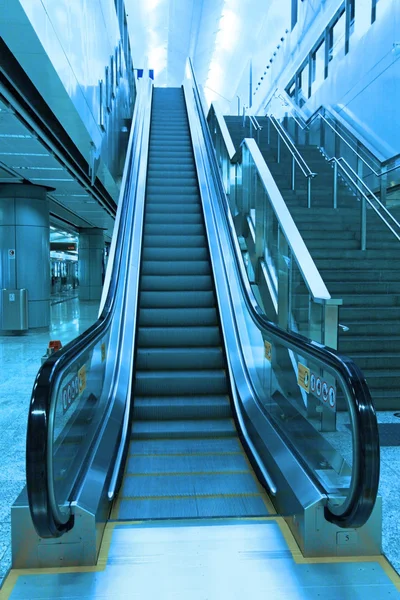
<box><xmin>26</xmin><ymin>78</ymin><xmax>152</xmax><ymax>538</ymax></box>
<box><xmin>186</xmin><ymin>58</ymin><xmax>380</xmax><ymax>529</ymax></box>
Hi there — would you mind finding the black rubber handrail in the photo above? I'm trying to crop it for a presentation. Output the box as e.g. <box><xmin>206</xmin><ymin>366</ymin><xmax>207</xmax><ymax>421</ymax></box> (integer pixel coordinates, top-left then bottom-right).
<box><xmin>188</xmin><ymin>58</ymin><xmax>380</xmax><ymax>529</ymax></box>
<box><xmin>25</xmin><ymin>83</ymin><xmax>147</xmax><ymax>538</ymax></box>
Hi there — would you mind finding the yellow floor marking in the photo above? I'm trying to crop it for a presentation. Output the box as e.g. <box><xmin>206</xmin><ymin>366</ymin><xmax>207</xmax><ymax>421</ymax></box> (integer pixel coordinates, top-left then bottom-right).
<box><xmin>124</xmin><ymin>469</ymin><xmax>251</xmax><ymax>477</ymax></box>
<box><xmin>275</xmin><ymin>517</ymin><xmax>400</xmax><ymax>589</ymax></box>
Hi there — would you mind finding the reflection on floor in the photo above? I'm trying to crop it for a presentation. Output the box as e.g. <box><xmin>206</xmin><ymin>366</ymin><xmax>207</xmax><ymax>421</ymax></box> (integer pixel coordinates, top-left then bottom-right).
<box><xmin>0</xmin><ymin>298</ymin><xmax>99</xmax><ymax>586</ymax></box>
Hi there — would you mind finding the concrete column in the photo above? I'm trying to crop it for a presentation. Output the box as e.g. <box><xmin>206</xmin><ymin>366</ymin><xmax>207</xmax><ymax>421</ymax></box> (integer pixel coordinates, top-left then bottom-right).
<box><xmin>79</xmin><ymin>228</ymin><xmax>105</xmax><ymax>300</ymax></box>
<box><xmin>0</xmin><ymin>183</ymin><xmax>50</xmax><ymax>329</ymax></box>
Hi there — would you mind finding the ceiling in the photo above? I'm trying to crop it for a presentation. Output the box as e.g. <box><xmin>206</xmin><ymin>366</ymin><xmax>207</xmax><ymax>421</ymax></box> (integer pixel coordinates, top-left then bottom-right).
<box><xmin>0</xmin><ymin>98</ymin><xmax>115</xmax><ymax>239</ymax></box>
<box><xmin>125</xmin><ymin>0</ymin><xmax>274</xmax><ymax>107</ymax></box>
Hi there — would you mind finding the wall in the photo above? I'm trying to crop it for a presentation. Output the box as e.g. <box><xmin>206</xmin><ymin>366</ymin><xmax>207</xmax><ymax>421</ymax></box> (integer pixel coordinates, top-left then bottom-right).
<box><xmin>244</xmin><ymin>0</ymin><xmax>399</xmax><ymax>160</ymax></box>
<box><xmin>0</xmin><ymin>0</ymin><xmax>134</xmax><ymax>200</ymax></box>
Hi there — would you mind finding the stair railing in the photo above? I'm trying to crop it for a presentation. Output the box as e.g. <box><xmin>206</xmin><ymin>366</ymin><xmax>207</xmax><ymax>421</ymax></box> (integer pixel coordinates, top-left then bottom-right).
<box><xmin>270</xmin><ymin>88</ymin><xmax>400</xmax><ymax>207</ymax></box>
<box><xmin>268</xmin><ymin>115</ymin><xmax>317</xmax><ymax>208</ymax></box>
<box><xmin>243</xmin><ymin>106</ymin><xmax>263</xmax><ymax>144</ymax></box>
<box><xmin>330</xmin><ymin>156</ymin><xmax>400</xmax><ymax>250</ymax></box>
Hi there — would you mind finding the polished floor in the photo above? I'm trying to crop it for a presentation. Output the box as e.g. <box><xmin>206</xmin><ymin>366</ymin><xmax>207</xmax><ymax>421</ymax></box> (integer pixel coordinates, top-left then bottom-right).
<box><xmin>0</xmin><ymin>297</ymin><xmax>99</xmax><ymax>587</ymax></box>
<box><xmin>5</xmin><ymin>519</ymin><xmax>400</xmax><ymax>599</ymax></box>
<box><xmin>1</xmin><ymin>297</ymin><xmax>400</xmax><ymax>590</ymax></box>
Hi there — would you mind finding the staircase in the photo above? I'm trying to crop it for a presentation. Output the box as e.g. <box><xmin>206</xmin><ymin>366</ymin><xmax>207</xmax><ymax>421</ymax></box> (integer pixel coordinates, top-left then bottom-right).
<box><xmin>225</xmin><ymin>116</ymin><xmax>400</xmax><ymax>411</ymax></box>
<box><xmin>112</xmin><ymin>89</ymin><xmax>271</xmax><ymax>520</ymax></box>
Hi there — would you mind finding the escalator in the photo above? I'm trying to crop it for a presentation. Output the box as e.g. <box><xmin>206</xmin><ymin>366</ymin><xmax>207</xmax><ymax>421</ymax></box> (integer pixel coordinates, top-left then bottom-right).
<box><xmin>16</xmin><ymin>63</ymin><xmax>380</xmax><ymax>581</ymax></box>
<box><xmin>114</xmin><ymin>87</ymin><xmax>270</xmax><ymax>520</ymax></box>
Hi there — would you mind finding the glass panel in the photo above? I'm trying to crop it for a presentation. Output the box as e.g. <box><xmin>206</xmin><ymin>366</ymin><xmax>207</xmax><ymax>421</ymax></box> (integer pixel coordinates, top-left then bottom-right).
<box><xmin>311</xmin><ymin>40</ymin><xmax>325</xmax><ymax>95</ymax></box>
<box><xmin>52</xmin><ymin>331</ymin><xmax>112</xmax><ymax>511</ymax></box>
<box><xmin>329</xmin><ymin>10</ymin><xmax>346</xmax><ymax>62</ymax></box>
<box><xmin>298</xmin><ymin>63</ymin><xmax>309</xmax><ymax>107</ymax></box>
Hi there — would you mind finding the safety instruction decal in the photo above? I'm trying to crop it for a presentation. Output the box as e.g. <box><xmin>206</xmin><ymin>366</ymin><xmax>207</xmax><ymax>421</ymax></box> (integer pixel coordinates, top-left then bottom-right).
<box><xmin>264</xmin><ymin>341</ymin><xmax>272</xmax><ymax>362</ymax></box>
<box><xmin>78</xmin><ymin>364</ymin><xmax>86</xmax><ymax>395</ymax></box>
<box><xmin>61</xmin><ymin>375</ymin><xmax>79</xmax><ymax>415</ymax></box>
<box><xmin>297</xmin><ymin>363</ymin><xmax>310</xmax><ymax>393</ymax></box>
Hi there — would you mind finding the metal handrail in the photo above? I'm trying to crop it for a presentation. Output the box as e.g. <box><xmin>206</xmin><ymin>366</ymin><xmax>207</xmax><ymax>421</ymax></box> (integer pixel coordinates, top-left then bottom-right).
<box><xmin>318</xmin><ymin>113</ymin><xmax>399</xmax><ymax>178</ymax></box>
<box><xmin>189</xmin><ymin>58</ymin><xmax>379</xmax><ymax>529</ymax></box>
<box><xmin>275</xmin><ymin>89</ymin><xmax>399</xmax><ymax>179</ymax></box>
<box><xmin>269</xmin><ymin>115</ymin><xmax>316</xmax><ymax>179</ymax></box>
<box><xmin>331</xmin><ymin>157</ymin><xmax>400</xmax><ymax>249</ymax></box>
<box><xmin>244</xmin><ymin>138</ymin><xmax>331</xmax><ymax>303</ymax></box>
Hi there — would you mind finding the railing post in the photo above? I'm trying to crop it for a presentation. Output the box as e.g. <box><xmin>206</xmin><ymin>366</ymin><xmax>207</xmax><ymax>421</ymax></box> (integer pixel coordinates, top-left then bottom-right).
<box><xmin>307</xmin><ymin>177</ymin><xmax>311</xmax><ymax>209</ymax></box>
<box><xmin>333</xmin><ymin>161</ymin><xmax>338</xmax><ymax>209</ymax></box>
<box><xmin>380</xmin><ymin>165</ymin><xmax>387</xmax><ymax>207</ymax></box>
<box><xmin>291</xmin><ymin>155</ymin><xmax>296</xmax><ymax>191</ymax></box>
<box><xmin>277</xmin><ymin>134</ymin><xmax>281</xmax><ymax>164</ymax></box>
<box><xmin>361</xmin><ymin>196</ymin><xmax>367</xmax><ymax>250</ymax></box>
<box><xmin>267</xmin><ymin>118</ymin><xmax>271</xmax><ymax>145</ymax></box>
<box><xmin>277</xmin><ymin>230</ymin><xmax>289</xmax><ymax>331</ymax></box>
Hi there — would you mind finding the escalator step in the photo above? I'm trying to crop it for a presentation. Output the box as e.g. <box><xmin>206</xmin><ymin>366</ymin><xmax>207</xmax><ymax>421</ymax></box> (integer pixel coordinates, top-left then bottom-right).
<box><xmin>145</xmin><ymin>213</ymin><xmax>202</xmax><ymax>224</ymax></box>
<box><xmin>126</xmin><ymin>452</ymin><xmax>247</xmax><ymax>474</ymax></box>
<box><xmin>116</xmin><ymin>495</ymin><xmax>269</xmax><ymax>520</ymax></box>
<box><xmin>146</xmin><ymin>185</ymin><xmax>199</xmax><ymax>195</ymax></box>
<box><xmin>141</xmin><ymin>260</ymin><xmax>210</xmax><ymax>276</ymax></box>
<box><xmin>140</xmin><ymin>274</ymin><xmax>213</xmax><ymax>291</ymax></box>
<box><xmin>141</xmin><ymin>247</ymin><xmax>209</xmax><ymax>261</ymax></box>
<box><xmin>140</xmin><ymin>290</ymin><xmax>215</xmax><ymax>308</ymax></box>
<box><xmin>129</xmin><ymin>437</ymin><xmax>242</xmax><ymax>455</ymax></box>
<box><xmin>135</xmin><ymin>370</ymin><xmax>228</xmax><ymax>396</ymax></box>
<box><xmin>142</xmin><ymin>235</ymin><xmax>206</xmax><ymax>249</ymax></box>
<box><xmin>146</xmin><ymin>203</ymin><xmax>201</xmax><ymax>215</ymax></box>
<box><xmin>136</xmin><ymin>347</ymin><xmax>224</xmax><ymax>370</ymax></box>
<box><xmin>131</xmin><ymin>418</ymin><xmax>236</xmax><ymax>438</ymax></box>
<box><xmin>139</xmin><ymin>307</ymin><xmax>218</xmax><ymax>327</ymax></box>
<box><xmin>145</xmin><ymin>194</ymin><xmax>199</xmax><ymax>204</ymax></box>
<box><xmin>121</xmin><ymin>471</ymin><xmax>260</xmax><ymax>498</ymax></box>
<box><xmin>144</xmin><ymin>224</ymin><xmax>204</xmax><ymax>236</ymax></box>
<box><xmin>133</xmin><ymin>395</ymin><xmax>231</xmax><ymax>419</ymax></box>
<box><xmin>137</xmin><ymin>326</ymin><xmax>221</xmax><ymax>347</ymax></box>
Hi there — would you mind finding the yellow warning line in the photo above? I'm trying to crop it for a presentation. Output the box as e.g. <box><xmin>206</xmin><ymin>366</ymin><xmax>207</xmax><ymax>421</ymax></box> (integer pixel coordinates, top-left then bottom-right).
<box><xmin>123</xmin><ymin>469</ymin><xmax>251</xmax><ymax>477</ymax></box>
<box><xmin>274</xmin><ymin>517</ymin><xmax>400</xmax><ymax>589</ymax></box>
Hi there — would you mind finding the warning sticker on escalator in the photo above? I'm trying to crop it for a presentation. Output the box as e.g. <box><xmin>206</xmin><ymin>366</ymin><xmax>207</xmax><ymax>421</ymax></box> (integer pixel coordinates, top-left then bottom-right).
<box><xmin>297</xmin><ymin>363</ymin><xmax>310</xmax><ymax>393</ymax></box>
<box><xmin>264</xmin><ymin>341</ymin><xmax>272</xmax><ymax>361</ymax></box>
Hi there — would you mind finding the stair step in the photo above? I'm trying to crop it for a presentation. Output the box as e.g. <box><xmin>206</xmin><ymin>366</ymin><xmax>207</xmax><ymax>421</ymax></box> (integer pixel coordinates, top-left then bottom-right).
<box><xmin>136</xmin><ymin>347</ymin><xmax>224</xmax><ymax>370</ymax></box>
<box><xmin>339</xmin><ymin>336</ymin><xmax>400</xmax><ymax>353</ymax></box>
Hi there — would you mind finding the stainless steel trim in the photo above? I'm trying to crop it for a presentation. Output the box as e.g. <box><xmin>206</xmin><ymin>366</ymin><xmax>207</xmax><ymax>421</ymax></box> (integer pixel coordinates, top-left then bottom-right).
<box><xmin>184</xmin><ymin>68</ymin><xmax>277</xmax><ymax>496</ymax></box>
<box><xmin>107</xmin><ymin>81</ymin><xmax>153</xmax><ymax>501</ymax></box>
<box><xmin>211</xmin><ymin>103</ymin><xmax>237</xmax><ymax>161</ymax></box>
<box><xmin>243</xmin><ymin>138</ymin><xmax>331</xmax><ymax>302</ymax></box>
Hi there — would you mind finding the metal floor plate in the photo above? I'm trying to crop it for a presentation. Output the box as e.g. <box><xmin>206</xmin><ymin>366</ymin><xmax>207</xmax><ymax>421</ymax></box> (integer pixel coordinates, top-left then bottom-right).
<box><xmin>7</xmin><ymin>519</ymin><xmax>400</xmax><ymax>599</ymax></box>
